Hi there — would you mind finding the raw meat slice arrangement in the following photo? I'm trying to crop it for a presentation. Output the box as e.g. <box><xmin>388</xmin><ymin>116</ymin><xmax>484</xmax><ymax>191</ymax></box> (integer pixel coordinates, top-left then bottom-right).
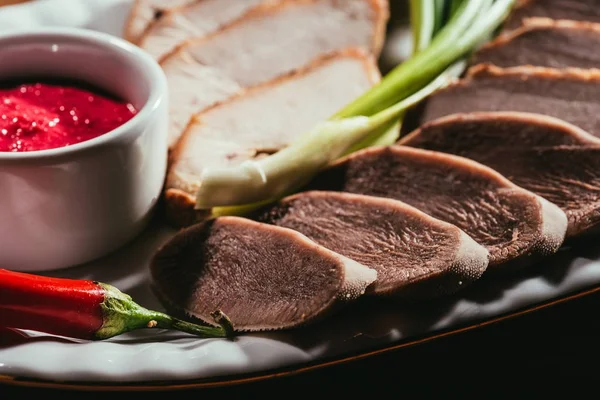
<box><xmin>150</xmin><ymin>216</ymin><xmax>377</xmax><ymax>331</ymax></box>
<box><xmin>305</xmin><ymin>146</ymin><xmax>568</xmax><ymax>272</ymax></box>
<box><xmin>132</xmin><ymin>0</ymin><xmax>600</xmax><ymax>332</ymax></box>
<box><xmin>399</xmin><ymin>112</ymin><xmax>600</xmax><ymax>239</ymax></box>
<box><xmin>472</xmin><ymin>18</ymin><xmax>600</xmax><ymax>69</ymax></box>
<box><xmin>253</xmin><ymin>191</ymin><xmax>489</xmax><ymax>300</ymax></box>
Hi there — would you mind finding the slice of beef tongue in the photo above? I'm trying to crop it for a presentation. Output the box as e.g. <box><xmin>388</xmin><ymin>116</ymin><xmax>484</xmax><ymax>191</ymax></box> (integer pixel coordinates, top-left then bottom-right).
<box><xmin>150</xmin><ymin>216</ymin><xmax>377</xmax><ymax>332</ymax></box>
<box><xmin>305</xmin><ymin>146</ymin><xmax>568</xmax><ymax>272</ymax></box>
<box><xmin>415</xmin><ymin>64</ymin><xmax>600</xmax><ymax>138</ymax></box>
<box><xmin>398</xmin><ymin>111</ymin><xmax>600</xmax><ymax>239</ymax></box>
<box><xmin>472</xmin><ymin>18</ymin><xmax>600</xmax><ymax>69</ymax></box>
<box><xmin>253</xmin><ymin>191</ymin><xmax>489</xmax><ymax>300</ymax></box>
<box><xmin>503</xmin><ymin>0</ymin><xmax>600</xmax><ymax>32</ymax></box>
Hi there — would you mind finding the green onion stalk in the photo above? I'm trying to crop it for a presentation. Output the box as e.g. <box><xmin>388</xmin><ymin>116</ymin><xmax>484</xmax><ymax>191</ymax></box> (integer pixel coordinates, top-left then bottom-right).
<box><xmin>195</xmin><ymin>0</ymin><xmax>516</xmax><ymax>214</ymax></box>
<box><xmin>410</xmin><ymin>0</ymin><xmax>436</xmax><ymax>55</ymax></box>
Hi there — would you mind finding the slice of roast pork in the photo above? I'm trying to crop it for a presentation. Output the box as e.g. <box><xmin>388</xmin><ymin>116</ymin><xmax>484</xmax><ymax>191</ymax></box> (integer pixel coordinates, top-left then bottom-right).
<box><xmin>253</xmin><ymin>191</ymin><xmax>489</xmax><ymax>300</ymax></box>
<box><xmin>124</xmin><ymin>0</ymin><xmax>195</xmax><ymax>44</ymax></box>
<box><xmin>415</xmin><ymin>64</ymin><xmax>600</xmax><ymax>138</ymax></box>
<box><xmin>137</xmin><ymin>0</ymin><xmax>268</xmax><ymax>60</ymax></box>
<box><xmin>160</xmin><ymin>0</ymin><xmax>389</xmax><ymax>148</ymax></box>
<box><xmin>165</xmin><ymin>49</ymin><xmax>380</xmax><ymax>227</ymax></box>
<box><xmin>305</xmin><ymin>146</ymin><xmax>568</xmax><ymax>272</ymax></box>
<box><xmin>150</xmin><ymin>216</ymin><xmax>377</xmax><ymax>332</ymax></box>
<box><xmin>473</xmin><ymin>18</ymin><xmax>600</xmax><ymax>69</ymax></box>
<box><xmin>503</xmin><ymin>0</ymin><xmax>600</xmax><ymax>32</ymax></box>
<box><xmin>398</xmin><ymin>111</ymin><xmax>599</xmax><ymax>240</ymax></box>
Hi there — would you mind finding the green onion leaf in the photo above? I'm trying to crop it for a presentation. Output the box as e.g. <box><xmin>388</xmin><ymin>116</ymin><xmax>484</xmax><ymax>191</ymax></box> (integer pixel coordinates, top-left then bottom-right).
<box><xmin>432</xmin><ymin>0</ymin><xmax>449</xmax><ymax>36</ymax></box>
<box><xmin>410</xmin><ymin>0</ymin><xmax>436</xmax><ymax>55</ymax></box>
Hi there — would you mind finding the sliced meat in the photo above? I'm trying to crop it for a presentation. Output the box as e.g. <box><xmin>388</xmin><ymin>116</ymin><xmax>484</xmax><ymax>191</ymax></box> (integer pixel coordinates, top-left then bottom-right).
<box><xmin>124</xmin><ymin>0</ymin><xmax>195</xmax><ymax>44</ymax></box>
<box><xmin>138</xmin><ymin>0</ymin><xmax>267</xmax><ymax>61</ymax></box>
<box><xmin>150</xmin><ymin>216</ymin><xmax>377</xmax><ymax>332</ymax></box>
<box><xmin>253</xmin><ymin>191</ymin><xmax>489</xmax><ymax>300</ymax></box>
<box><xmin>473</xmin><ymin>18</ymin><xmax>600</xmax><ymax>69</ymax></box>
<box><xmin>161</xmin><ymin>0</ymin><xmax>389</xmax><ymax>148</ymax></box>
<box><xmin>165</xmin><ymin>49</ymin><xmax>380</xmax><ymax>227</ymax></box>
<box><xmin>503</xmin><ymin>0</ymin><xmax>600</xmax><ymax>32</ymax></box>
<box><xmin>415</xmin><ymin>64</ymin><xmax>600</xmax><ymax>138</ymax></box>
<box><xmin>305</xmin><ymin>146</ymin><xmax>568</xmax><ymax>272</ymax></box>
<box><xmin>398</xmin><ymin>111</ymin><xmax>600</xmax><ymax>239</ymax></box>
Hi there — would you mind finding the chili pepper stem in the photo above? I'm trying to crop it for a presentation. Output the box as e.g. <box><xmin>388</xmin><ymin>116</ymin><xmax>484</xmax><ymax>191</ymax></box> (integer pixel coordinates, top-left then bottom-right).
<box><xmin>146</xmin><ymin>311</ymin><xmax>235</xmax><ymax>340</ymax></box>
<box><xmin>96</xmin><ymin>283</ymin><xmax>235</xmax><ymax>340</ymax></box>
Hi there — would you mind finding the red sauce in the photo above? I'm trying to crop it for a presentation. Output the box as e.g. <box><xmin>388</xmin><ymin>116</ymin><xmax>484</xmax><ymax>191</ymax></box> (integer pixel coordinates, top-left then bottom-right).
<box><xmin>0</xmin><ymin>82</ymin><xmax>137</xmax><ymax>152</ymax></box>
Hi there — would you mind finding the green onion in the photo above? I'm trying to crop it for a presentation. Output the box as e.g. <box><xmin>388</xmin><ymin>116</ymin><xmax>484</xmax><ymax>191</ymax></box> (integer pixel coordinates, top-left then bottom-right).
<box><xmin>449</xmin><ymin>0</ymin><xmax>465</xmax><ymax>18</ymax></box>
<box><xmin>343</xmin><ymin>120</ymin><xmax>400</xmax><ymax>155</ymax></box>
<box><xmin>433</xmin><ymin>0</ymin><xmax>450</xmax><ymax>37</ymax></box>
<box><xmin>410</xmin><ymin>0</ymin><xmax>436</xmax><ymax>54</ymax></box>
<box><xmin>335</xmin><ymin>0</ymin><xmax>486</xmax><ymax>119</ymax></box>
<box><xmin>358</xmin><ymin>0</ymin><xmax>447</xmax><ymax>151</ymax></box>
<box><xmin>194</xmin><ymin>0</ymin><xmax>516</xmax><ymax>213</ymax></box>
<box><xmin>355</xmin><ymin>0</ymin><xmax>445</xmax><ymax>152</ymax></box>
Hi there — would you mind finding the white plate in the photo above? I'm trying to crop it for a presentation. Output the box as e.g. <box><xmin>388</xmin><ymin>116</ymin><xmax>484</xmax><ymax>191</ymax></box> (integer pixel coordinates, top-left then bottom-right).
<box><xmin>2</xmin><ymin>214</ymin><xmax>600</xmax><ymax>385</ymax></box>
<box><xmin>2</xmin><ymin>0</ymin><xmax>600</xmax><ymax>387</ymax></box>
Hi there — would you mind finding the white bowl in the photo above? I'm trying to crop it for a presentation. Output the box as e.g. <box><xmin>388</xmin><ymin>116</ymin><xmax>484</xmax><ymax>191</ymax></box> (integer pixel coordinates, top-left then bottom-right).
<box><xmin>0</xmin><ymin>28</ymin><xmax>169</xmax><ymax>272</ymax></box>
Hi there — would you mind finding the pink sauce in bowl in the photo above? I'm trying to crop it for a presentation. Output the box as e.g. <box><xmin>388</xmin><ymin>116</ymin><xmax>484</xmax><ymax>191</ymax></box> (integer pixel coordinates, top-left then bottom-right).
<box><xmin>0</xmin><ymin>81</ymin><xmax>137</xmax><ymax>152</ymax></box>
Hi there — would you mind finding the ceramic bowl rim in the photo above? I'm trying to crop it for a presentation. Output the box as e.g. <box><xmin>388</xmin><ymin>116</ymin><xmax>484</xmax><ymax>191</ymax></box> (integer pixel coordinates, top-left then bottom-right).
<box><xmin>0</xmin><ymin>27</ymin><xmax>167</xmax><ymax>163</ymax></box>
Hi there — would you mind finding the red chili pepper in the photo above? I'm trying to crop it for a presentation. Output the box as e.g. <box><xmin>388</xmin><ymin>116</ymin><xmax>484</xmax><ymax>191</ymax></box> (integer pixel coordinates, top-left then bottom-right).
<box><xmin>0</xmin><ymin>268</ymin><xmax>234</xmax><ymax>340</ymax></box>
